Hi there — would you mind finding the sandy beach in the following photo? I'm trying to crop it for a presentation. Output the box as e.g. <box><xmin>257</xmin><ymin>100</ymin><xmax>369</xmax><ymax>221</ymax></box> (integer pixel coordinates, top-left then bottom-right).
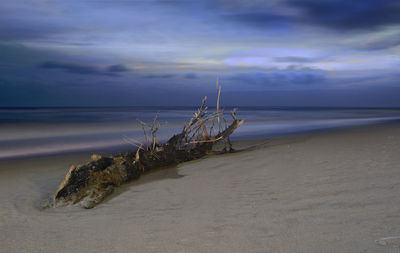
<box><xmin>1</xmin><ymin>124</ymin><xmax>400</xmax><ymax>253</ymax></box>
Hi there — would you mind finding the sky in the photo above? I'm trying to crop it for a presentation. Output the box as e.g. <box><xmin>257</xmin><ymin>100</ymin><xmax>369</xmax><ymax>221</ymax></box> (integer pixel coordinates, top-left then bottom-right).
<box><xmin>0</xmin><ymin>0</ymin><xmax>400</xmax><ymax>107</ymax></box>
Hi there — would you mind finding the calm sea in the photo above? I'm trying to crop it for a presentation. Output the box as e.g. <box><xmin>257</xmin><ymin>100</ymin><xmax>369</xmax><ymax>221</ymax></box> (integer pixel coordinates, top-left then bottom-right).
<box><xmin>1</xmin><ymin>106</ymin><xmax>399</xmax><ymax>160</ymax></box>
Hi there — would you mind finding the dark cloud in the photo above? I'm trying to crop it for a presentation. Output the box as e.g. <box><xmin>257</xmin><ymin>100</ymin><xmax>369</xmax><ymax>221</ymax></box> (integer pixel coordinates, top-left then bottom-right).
<box><xmin>38</xmin><ymin>61</ymin><xmax>127</xmax><ymax>76</ymax></box>
<box><xmin>143</xmin><ymin>74</ymin><xmax>176</xmax><ymax>79</ymax></box>
<box><xmin>39</xmin><ymin>61</ymin><xmax>104</xmax><ymax>75</ymax></box>
<box><xmin>0</xmin><ymin>8</ymin><xmax>78</xmax><ymax>42</ymax></box>
<box><xmin>0</xmin><ymin>23</ymin><xmax>60</xmax><ymax>41</ymax></box>
<box><xmin>223</xmin><ymin>12</ymin><xmax>292</xmax><ymax>27</ymax></box>
<box><xmin>287</xmin><ymin>0</ymin><xmax>400</xmax><ymax>31</ymax></box>
<box><xmin>143</xmin><ymin>73</ymin><xmax>198</xmax><ymax>79</ymax></box>
<box><xmin>0</xmin><ymin>43</ymin><xmax>51</xmax><ymax>66</ymax></box>
<box><xmin>107</xmin><ymin>64</ymin><xmax>130</xmax><ymax>72</ymax></box>
<box><xmin>35</xmin><ymin>40</ymin><xmax>96</xmax><ymax>47</ymax></box>
<box><xmin>229</xmin><ymin>69</ymin><xmax>326</xmax><ymax>88</ymax></box>
<box><xmin>274</xmin><ymin>56</ymin><xmax>318</xmax><ymax>63</ymax></box>
<box><xmin>219</xmin><ymin>0</ymin><xmax>400</xmax><ymax>32</ymax></box>
<box><xmin>285</xmin><ymin>65</ymin><xmax>316</xmax><ymax>71</ymax></box>
<box><xmin>184</xmin><ymin>73</ymin><xmax>197</xmax><ymax>79</ymax></box>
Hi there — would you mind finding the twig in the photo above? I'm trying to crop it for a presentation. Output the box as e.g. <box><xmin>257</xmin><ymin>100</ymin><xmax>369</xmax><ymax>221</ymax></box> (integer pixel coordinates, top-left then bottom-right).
<box><xmin>216</xmin><ymin>78</ymin><xmax>222</xmax><ymax>133</ymax></box>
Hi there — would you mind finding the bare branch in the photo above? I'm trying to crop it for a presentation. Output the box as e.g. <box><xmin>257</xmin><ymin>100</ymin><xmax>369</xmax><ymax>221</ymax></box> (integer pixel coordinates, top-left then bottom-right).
<box><xmin>216</xmin><ymin>83</ymin><xmax>222</xmax><ymax>133</ymax></box>
<box><xmin>137</xmin><ymin>119</ymin><xmax>150</xmax><ymax>149</ymax></box>
<box><xmin>123</xmin><ymin>136</ymin><xmax>143</xmax><ymax>149</ymax></box>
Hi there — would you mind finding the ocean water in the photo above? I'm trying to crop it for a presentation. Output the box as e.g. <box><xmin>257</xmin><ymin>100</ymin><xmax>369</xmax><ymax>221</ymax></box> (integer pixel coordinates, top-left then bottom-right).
<box><xmin>1</xmin><ymin>106</ymin><xmax>399</xmax><ymax>160</ymax></box>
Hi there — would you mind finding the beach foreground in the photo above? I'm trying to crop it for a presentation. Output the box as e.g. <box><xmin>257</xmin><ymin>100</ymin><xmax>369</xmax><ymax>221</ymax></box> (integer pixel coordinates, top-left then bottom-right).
<box><xmin>1</xmin><ymin>124</ymin><xmax>400</xmax><ymax>253</ymax></box>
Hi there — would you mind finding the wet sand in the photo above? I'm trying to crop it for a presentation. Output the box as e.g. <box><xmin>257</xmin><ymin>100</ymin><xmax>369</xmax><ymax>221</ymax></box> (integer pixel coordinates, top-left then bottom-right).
<box><xmin>1</xmin><ymin>124</ymin><xmax>400</xmax><ymax>252</ymax></box>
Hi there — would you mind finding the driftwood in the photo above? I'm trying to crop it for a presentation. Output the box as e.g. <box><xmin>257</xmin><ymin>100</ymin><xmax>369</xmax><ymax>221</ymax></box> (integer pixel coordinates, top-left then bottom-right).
<box><xmin>54</xmin><ymin>94</ymin><xmax>244</xmax><ymax>209</ymax></box>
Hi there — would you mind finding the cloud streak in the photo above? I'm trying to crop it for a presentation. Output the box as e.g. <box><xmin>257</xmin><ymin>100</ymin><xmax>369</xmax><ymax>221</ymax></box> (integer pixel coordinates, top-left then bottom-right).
<box><xmin>39</xmin><ymin>61</ymin><xmax>130</xmax><ymax>76</ymax></box>
<box><xmin>288</xmin><ymin>0</ymin><xmax>400</xmax><ymax>31</ymax></box>
<box><xmin>107</xmin><ymin>64</ymin><xmax>130</xmax><ymax>72</ymax></box>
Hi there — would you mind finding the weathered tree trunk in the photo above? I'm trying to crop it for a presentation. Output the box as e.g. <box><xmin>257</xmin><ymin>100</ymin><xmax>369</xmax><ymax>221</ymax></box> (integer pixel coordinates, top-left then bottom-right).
<box><xmin>53</xmin><ymin>96</ymin><xmax>244</xmax><ymax>209</ymax></box>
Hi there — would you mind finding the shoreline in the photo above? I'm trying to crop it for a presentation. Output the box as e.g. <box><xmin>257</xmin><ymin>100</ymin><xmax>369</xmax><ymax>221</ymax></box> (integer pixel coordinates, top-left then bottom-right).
<box><xmin>1</xmin><ymin>120</ymin><xmax>399</xmax><ymax>163</ymax></box>
<box><xmin>1</xmin><ymin>123</ymin><xmax>400</xmax><ymax>252</ymax></box>
<box><xmin>1</xmin><ymin>106</ymin><xmax>400</xmax><ymax>161</ymax></box>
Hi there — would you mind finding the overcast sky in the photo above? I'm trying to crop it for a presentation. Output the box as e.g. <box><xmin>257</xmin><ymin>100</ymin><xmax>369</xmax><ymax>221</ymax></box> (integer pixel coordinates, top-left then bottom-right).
<box><xmin>1</xmin><ymin>0</ymin><xmax>400</xmax><ymax>106</ymax></box>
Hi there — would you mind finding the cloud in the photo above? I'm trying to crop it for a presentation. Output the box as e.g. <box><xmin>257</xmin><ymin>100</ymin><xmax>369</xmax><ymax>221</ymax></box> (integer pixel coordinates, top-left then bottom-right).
<box><xmin>0</xmin><ymin>1</ymin><xmax>80</xmax><ymax>42</ymax></box>
<box><xmin>184</xmin><ymin>73</ymin><xmax>197</xmax><ymax>79</ymax></box>
<box><xmin>360</xmin><ymin>35</ymin><xmax>400</xmax><ymax>50</ymax></box>
<box><xmin>143</xmin><ymin>74</ymin><xmax>176</xmax><ymax>79</ymax></box>
<box><xmin>223</xmin><ymin>12</ymin><xmax>293</xmax><ymax>27</ymax></box>
<box><xmin>228</xmin><ymin>69</ymin><xmax>326</xmax><ymax>88</ymax></box>
<box><xmin>215</xmin><ymin>0</ymin><xmax>400</xmax><ymax>33</ymax></box>
<box><xmin>107</xmin><ymin>64</ymin><xmax>130</xmax><ymax>72</ymax></box>
<box><xmin>0</xmin><ymin>19</ymin><xmax>68</xmax><ymax>41</ymax></box>
<box><xmin>143</xmin><ymin>73</ymin><xmax>198</xmax><ymax>79</ymax></box>
<box><xmin>221</xmin><ymin>48</ymin><xmax>330</xmax><ymax>71</ymax></box>
<box><xmin>0</xmin><ymin>43</ymin><xmax>49</xmax><ymax>66</ymax></box>
<box><xmin>38</xmin><ymin>61</ymin><xmax>131</xmax><ymax>76</ymax></box>
<box><xmin>39</xmin><ymin>61</ymin><xmax>107</xmax><ymax>75</ymax></box>
<box><xmin>274</xmin><ymin>56</ymin><xmax>319</xmax><ymax>63</ymax></box>
<box><xmin>287</xmin><ymin>0</ymin><xmax>400</xmax><ymax>31</ymax></box>
<box><xmin>1</xmin><ymin>0</ymin><xmax>400</xmax><ymax>108</ymax></box>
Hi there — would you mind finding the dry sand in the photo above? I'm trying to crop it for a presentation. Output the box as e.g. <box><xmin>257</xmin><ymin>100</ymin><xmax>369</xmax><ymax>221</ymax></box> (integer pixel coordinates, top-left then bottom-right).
<box><xmin>1</xmin><ymin>124</ymin><xmax>400</xmax><ymax>253</ymax></box>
